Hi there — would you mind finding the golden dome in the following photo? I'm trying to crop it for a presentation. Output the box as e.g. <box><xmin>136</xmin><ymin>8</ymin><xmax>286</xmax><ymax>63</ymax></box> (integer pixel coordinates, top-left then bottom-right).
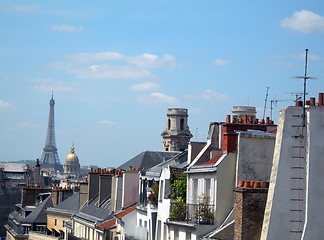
<box><xmin>66</xmin><ymin>145</ymin><xmax>79</xmax><ymax>162</ymax></box>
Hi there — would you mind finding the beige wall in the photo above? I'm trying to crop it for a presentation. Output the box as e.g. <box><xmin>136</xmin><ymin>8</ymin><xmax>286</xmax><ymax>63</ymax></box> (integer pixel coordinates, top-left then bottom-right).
<box><xmin>47</xmin><ymin>214</ymin><xmax>67</xmax><ymax>233</ymax></box>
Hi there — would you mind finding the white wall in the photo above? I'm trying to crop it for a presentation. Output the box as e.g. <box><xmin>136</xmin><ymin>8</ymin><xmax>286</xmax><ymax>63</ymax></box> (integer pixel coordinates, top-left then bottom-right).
<box><xmin>236</xmin><ymin>132</ymin><xmax>275</xmax><ymax>184</ymax></box>
<box><xmin>260</xmin><ymin>106</ymin><xmax>324</xmax><ymax>240</ymax></box>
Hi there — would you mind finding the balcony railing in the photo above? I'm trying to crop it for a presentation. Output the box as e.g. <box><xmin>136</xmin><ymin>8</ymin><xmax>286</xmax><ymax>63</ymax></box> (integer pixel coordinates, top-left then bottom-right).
<box><xmin>170</xmin><ymin>202</ymin><xmax>215</xmax><ymax>225</ymax></box>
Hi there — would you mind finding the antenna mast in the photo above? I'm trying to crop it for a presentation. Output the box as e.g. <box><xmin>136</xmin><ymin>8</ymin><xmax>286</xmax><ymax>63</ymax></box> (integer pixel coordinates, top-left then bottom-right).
<box><xmin>293</xmin><ymin>49</ymin><xmax>316</xmax><ymax>127</ymax></box>
<box><xmin>263</xmin><ymin>87</ymin><xmax>269</xmax><ymax>120</ymax></box>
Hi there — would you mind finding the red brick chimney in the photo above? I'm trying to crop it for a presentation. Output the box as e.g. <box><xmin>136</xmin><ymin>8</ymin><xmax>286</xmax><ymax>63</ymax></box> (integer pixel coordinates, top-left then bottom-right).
<box><xmin>234</xmin><ymin>181</ymin><xmax>269</xmax><ymax>240</ymax></box>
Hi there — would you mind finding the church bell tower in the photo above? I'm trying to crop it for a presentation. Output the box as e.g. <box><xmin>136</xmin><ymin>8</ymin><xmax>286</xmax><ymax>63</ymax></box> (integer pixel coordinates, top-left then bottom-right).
<box><xmin>161</xmin><ymin>108</ymin><xmax>192</xmax><ymax>151</ymax></box>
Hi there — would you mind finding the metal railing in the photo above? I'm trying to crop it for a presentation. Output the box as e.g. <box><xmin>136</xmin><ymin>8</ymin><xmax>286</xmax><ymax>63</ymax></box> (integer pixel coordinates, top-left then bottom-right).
<box><xmin>170</xmin><ymin>202</ymin><xmax>215</xmax><ymax>225</ymax></box>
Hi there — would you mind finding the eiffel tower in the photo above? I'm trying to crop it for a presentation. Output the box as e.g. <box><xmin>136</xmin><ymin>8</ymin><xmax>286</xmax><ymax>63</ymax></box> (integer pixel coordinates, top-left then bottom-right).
<box><xmin>40</xmin><ymin>94</ymin><xmax>63</xmax><ymax>172</ymax></box>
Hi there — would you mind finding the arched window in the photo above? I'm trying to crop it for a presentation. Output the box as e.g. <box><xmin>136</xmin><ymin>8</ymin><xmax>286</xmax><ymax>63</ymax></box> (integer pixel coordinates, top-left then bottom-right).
<box><xmin>180</xmin><ymin>118</ymin><xmax>184</xmax><ymax>130</ymax></box>
<box><xmin>168</xmin><ymin>119</ymin><xmax>171</xmax><ymax>130</ymax></box>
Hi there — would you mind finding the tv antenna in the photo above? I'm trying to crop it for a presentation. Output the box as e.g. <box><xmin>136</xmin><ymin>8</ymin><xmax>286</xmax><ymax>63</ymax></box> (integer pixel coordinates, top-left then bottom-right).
<box><xmin>270</xmin><ymin>99</ymin><xmax>295</xmax><ymax>121</ymax></box>
<box><xmin>263</xmin><ymin>87</ymin><xmax>270</xmax><ymax>120</ymax></box>
<box><xmin>293</xmin><ymin>49</ymin><xmax>317</xmax><ymax>127</ymax></box>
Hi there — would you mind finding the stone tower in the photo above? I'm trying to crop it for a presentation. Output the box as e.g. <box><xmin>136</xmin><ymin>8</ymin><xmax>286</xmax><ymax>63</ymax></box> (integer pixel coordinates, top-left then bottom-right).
<box><xmin>161</xmin><ymin>108</ymin><xmax>192</xmax><ymax>151</ymax></box>
<box><xmin>40</xmin><ymin>94</ymin><xmax>62</xmax><ymax>172</ymax></box>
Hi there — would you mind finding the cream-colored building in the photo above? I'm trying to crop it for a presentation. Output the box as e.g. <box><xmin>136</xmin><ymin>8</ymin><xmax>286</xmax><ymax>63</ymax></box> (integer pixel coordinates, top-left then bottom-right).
<box><xmin>63</xmin><ymin>145</ymin><xmax>80</xmax><ymax>175</ymax></box>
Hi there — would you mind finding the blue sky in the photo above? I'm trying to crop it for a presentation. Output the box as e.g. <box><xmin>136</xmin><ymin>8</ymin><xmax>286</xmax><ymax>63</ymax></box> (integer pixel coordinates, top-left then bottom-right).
<box><xmin>1</xmin><ymin>1</ymin><xmax>323</xmax><ymax>168</ymax></box>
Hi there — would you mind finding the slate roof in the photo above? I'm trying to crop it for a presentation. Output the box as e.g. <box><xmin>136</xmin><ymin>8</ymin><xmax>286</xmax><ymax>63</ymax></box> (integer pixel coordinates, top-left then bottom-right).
<box><xmin>117</xmin><ymin>150</ymin><xmax>180</xmax><ymax>170</ymax></box>
<box><xmin>9</xmin><ymin>193</ymin><xmax>53</xmax><ymax>224</ymax></box>
<box><xmin>144</xmin><ymin>151</ymin><xmax>188</xmax><ymax>179</ymax></box>
<box><xmin>74</xmin><ymin>194</ymin><xmax>113</xmax><ymax>223</ymax></box>
<box><xmin>47</xmin><ymin>192</ymin><xmax>80</xmax><ymax>215</ymax></box>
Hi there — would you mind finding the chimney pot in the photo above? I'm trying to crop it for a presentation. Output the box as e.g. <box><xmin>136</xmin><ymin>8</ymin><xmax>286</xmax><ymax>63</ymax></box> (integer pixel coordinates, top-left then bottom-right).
<box><xmin>306</xmin><ymin>100</ymin><xmax>310</xmax><ymax>105</ymax></box>
<box><xmin>266</xmin><ymin>117</ymin><xmax>270</xmax><ymax>125</ymax></box>
<box><xmin>260</xmin><ymin>119</ymin><xmax>265</xmax><ymax>124</ymax></box>
<box><xmin>244</xmin><ymin>115</ymin><xmax>247</xmax><ymax>123</ymax></box>
<box><xmin>239</xmin><ymin>118</ymin><xmax>243</xmax><ymax>123</ymax></box>
<box><xmin>296</xmin><ymin>100</ymin><xmax>303</xmax><ymax>107</ymax></box>
<box><xmin>238</xmin><ymin>180</ymin><xmax>245</xmax><ymax>187</ymax></box>
<box><xmin>319</xmin><ymin>93</ymin><xmax>323</xmax><ymax>106</ymax></box>
<box><xmin>310</xmin><ymin>97</ymin><xmax>316</xmax><ymax>106</ymax></box>
<box><xmin>243</xmin><ymin>181</ymin><xmax>251</xmax><ymax>188</ymax></box>
<box><xmin>249</xmin><ymin>116</ymin><xmax>253</xmax><ymax>123</ymax></box>
<box><xmin>226</xmin><ymin>115</ymin><xmax>231</xmax><ymax>123</ymax></box>
<box><xmin>233</xmin><ymin>117</ymin><xmax>237</xmax><ymax>123</ymax></box>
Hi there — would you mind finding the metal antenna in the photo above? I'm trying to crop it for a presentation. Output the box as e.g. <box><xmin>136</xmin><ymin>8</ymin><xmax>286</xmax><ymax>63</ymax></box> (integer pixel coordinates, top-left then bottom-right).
<box><xmin>293</xmin><ymin>49</ymin><xmax>317</xmax><ymax>127</ymax></box>
<box><xmin>270</xmin><ymin>99</ymin><xmax>295</xmax><ymax>121</ymax></box>
<box><xmin>263</xmin><ymin>87</ymin><xmax>269</xmax><ymax>120</ymax></box>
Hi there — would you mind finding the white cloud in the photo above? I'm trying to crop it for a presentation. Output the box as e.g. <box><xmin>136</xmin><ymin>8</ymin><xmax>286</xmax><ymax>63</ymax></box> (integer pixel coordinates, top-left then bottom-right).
<box><xmin>9</xmin><ymin>4</ymin><xmax>39</xmax><ymax>12</ymax></box>
<box><xmin>136</xmin><ymin>92</ymin><xmax>178</xmax><ymax>105</ymax></box>
<box><xmin>52</xmin><ymin>52</ymin><xmax>181</xmax><ymax>80</ymax></box>
<box><xmin>52</xmin><ymin>62</ymin><xmax>154</xmax><ymax>80</ymax></box>
<box><xmin>281</xmin><ymin>10</ymin><xmax>324</xmax><ymax>33</ymax></box>
<box><xmin>28</xmin><ymin>78</ymin><xmax>81</xmax><ymax>93</ymax></box>
<box><xmin>212</xmin><ymin>59</ymin><xmax>230</xmax><ymax>66</ymax></box>
<box><xmin>65</xmin><ymin>52</ymin><xmax>124</xmax><ymax>63</ymax></box>
<box><xmin>99</xmin><ymin>120</ymin><xmax>117</xmax><ymax>125</ymax></box>
<box><xmin>185</xmin><ymin>89</ymin><xmax>229</xmax><ymax>102</ymax></box>
<box><xmin>130</xmin><ymin>82</ymin><xmax>161</xmax><ymax>92</ymax></box>
<box><xmin>0</xmin><ymin>100</ymin><xmax>17</xmax><ymax>112</ymax></box>
<box><xmin>64</xmin><ymin>52</ymin><xmax>181</xmax><ymax>68</ymax></box>
<box><xmin>52</xmin><ymin>24</ymin><xmax>84</xmax><ymax>32</ymax></box>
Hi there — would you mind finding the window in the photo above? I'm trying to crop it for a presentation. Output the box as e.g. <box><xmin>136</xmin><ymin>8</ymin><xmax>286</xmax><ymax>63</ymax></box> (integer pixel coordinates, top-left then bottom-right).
<box><xmin>168</xmin><ymin>119</ymin><xmax>171</xmax><ymax>130</ymax></box>
<box><xmin>159</xmin><ymin>180</ymin><xmax>164</xmax><ymax>201</ymax></box>
<box><xmin>144</xmin><ymin>221</ymin><xmax>147</xmax><ymax>228</ymax></box>
<box><xmin>180</xmin><ymin>118</ymin><xmax>184</xmax><ymax>130</ymax></box>
<box><xmin>54</xmin><ymin>219</ymin><xmax>57</xmax><ymax>226</ymax></box>
<box><xmin>139</xmin><ymin>219</ymin><xmax>142</xmax><ymax>227</ymax></box>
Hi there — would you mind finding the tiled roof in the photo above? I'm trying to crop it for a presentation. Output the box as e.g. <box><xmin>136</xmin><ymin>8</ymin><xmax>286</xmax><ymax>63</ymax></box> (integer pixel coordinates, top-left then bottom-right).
<box><xmin>269</xmin><ymin>129</ymin><xmax>277</xmax><ymax>134</ymax></box>
<box><xmin>114</xmin><ymin>205</ymin><xmax>136</xmax><ymax>220</ymax></box>
<box><xmin>201</xmin><ymin>155</ymin><xmax>222</xmax><ymax>165</ymax></box>
<box><xmin>97</xmin><ymin>218</ymin><xmax>116</xmax><ymax>230</ymax></box>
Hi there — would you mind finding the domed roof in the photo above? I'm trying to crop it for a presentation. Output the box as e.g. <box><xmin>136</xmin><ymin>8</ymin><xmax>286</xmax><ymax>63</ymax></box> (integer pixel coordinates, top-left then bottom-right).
<box><xmin>66</xmin><ymin>145</ymin><xmax>79</xmax><ymax>163</ymax></box>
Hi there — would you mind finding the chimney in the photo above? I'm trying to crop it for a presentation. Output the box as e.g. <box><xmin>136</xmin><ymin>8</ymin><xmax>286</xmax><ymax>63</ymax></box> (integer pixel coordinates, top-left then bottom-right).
<box><xmin>79</xmin><ymin>181</ymin><xmax>88</xmax><ymax>209</ymax></box>
<box><xmin>244</xmin><ymin>115</ymin><xmax>247</xmax><ymax>124</ymax></box>
<box><xmin>226</xmin><ymin>115</ymin><xmax>231</xmax><ymax>123</ymax></box>
<box><xmin>234</xmin><ymin>182</ymin><xmax>269</xmax><ymax>240</ymax></box>
<box><xmin>319</xmin><ymin>93</ymin><xmax>323</xmax><ymax>106</ymax></box>
<box><xmin>88</xmin><ymin>171</ymin><xmax>100</xmax><ymax>202</ymax></box>
<box><xmin>266</xmin><ymin>117</ymin><xmax>270</xmax><ymax>125</ymax></box>
<box><xmin>310</xmin><ymin>97</ymin><xmax>316</xmax><ymax>106</ymax></box>
<box><xmin>99</xmin><ymin>174</ymin><xmax>112</xmax><ymax>206</ymax></box>
<box><xmin>249</xmin><ymin>116</ymin><xmax>253</xmax><ymax>124</ymax></box>
<box><xmin>296</xmin><ymin>100</ymin><xmax>303</xmax><ymax>107</ymax></box>
<box><xmin>52</xmin><ymin>188</ymin><xmax>73</xmax><ymax>207</ymax></box>
<box><xmin>21</xmin><ymin>187</ymin><xmax>50</xmax><ymax>208</ymax></box>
